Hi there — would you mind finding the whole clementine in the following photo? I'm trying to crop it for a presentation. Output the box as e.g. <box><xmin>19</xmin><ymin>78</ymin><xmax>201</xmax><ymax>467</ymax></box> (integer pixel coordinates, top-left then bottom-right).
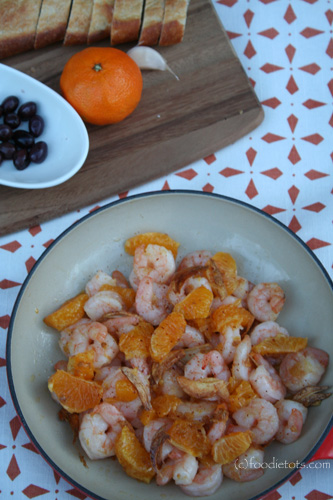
<box><xmin>60</xmin><ymin>47</ymin><xmax>143</xmax><ymax>125</ymax></box>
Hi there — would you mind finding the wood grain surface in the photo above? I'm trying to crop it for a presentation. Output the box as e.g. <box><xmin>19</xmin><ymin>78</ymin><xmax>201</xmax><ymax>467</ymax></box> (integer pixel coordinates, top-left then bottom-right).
<box><xmin>0</xmin><ymin>0</ymin><xmax>264</xmax><ymax>236</ymax></box>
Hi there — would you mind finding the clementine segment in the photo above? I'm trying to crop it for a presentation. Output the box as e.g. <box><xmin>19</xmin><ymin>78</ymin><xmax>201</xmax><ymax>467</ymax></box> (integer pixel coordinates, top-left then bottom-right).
<box><xmin>115</xmin><ymin>424</ymin><xmax>155</xmax><ymax>483</ymax></box>
<box><xmin>168</xmin><ymin>418</ymin><xmax>211</xmax><ymax>458</ymax></box>
<box><xmin>211</xmin><ymin>303</ymin><xmax>254</xmax><ymax>335</ymax></box>
<box><xmin>43</xmin><ymin>292</ymin><xmax>89</xmax><ymax>331</ymax></box>
<box><xmin>174</xmin><ymin>286</ymin><xmax>213</xmax><ymax>320</ymax></box>
<box><xmin>67</xmin><ymin>350</ymin><xmax>95</xmax><ymax>381</ymax></box>
<box><xmin>252</xmin><ymin>334</ymin><xmax>308</xmax><ymax>356</ymax></box>
<box><xmin>119</xmin><ymin>321</ymin><xmax>154</xmax><ymax>359</ymax></box>
<box><xmin>150</xmin><ymin>311</ymin><xmax>186</xmax><ymax>362</ymax></box>
<box><xmin>115</xmin><ymin>379</ymin><xmax>138</xmax><ymax>402</ymax></box>
<box><xmin>60</xmin><ymin>47</ymin><xmax>143</xmax><ymax>125</ymax></box>
<box><xmin>212</xmin><ymin>252</ymin><xmax>238</xmax><ymax>294</ymax></box>
<box><xmin>125</xmin><ymin>232</ymin><xmax>180</xmax><ymax>259</ymax></box>
<box><xmin>228</xmin><ymin>380</ymin><xmax>258</xmax><ymax>413</ymax></box>
<box><xmin>212</xmin><ymin>431</ymin><xmax>252</xmax><ymax>465</ymax></box>
<box><xmin>48</xmin><ymin>369</ymin><xmax>102</xmax><ymax>413</ymax></box>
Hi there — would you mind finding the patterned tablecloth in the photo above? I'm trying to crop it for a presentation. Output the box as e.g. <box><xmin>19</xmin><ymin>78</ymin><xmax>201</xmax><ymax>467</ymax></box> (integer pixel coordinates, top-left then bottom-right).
<box><xmin>0</xmin><ymin>1</ymin><xmax>332</xmax><ymax>499</ymax></box>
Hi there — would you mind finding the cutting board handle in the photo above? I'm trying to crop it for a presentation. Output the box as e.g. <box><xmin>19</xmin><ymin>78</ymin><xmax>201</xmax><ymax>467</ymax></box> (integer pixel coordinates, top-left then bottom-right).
<box><xmin>308</xmin><ymin>427</ymin><xmax>333</xmax><ymax>462</ymax></box>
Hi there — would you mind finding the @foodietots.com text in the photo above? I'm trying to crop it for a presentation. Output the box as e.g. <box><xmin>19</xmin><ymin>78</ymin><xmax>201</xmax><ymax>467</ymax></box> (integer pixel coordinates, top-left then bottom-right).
<box><xmin>235</xmin><ymin>457</ymin><xmax>331</xmax><ymax>470</ymax></box>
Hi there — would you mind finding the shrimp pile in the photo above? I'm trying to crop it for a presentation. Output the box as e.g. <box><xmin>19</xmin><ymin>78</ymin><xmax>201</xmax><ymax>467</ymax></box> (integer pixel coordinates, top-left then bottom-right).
<box><xmin>45</xmin><ymin>233</ymin><xmax>331</xmax><ymax>497</ymax></box>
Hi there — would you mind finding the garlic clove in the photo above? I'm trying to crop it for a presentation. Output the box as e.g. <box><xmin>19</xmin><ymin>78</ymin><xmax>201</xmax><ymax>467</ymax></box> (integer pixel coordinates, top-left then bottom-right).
<box><xmin>127</xmin><ymin>46</ymin><xmax>179</xmax><ymax>80</ymax></box>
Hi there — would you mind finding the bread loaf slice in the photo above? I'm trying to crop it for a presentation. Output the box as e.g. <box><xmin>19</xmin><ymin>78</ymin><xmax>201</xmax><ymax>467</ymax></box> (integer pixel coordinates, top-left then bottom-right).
<box><xmin>138</xmin><ymin>0</ymin><xmax>164</xmax><ymax>46</ymax></box>
<box><xmin>35</xmin><ymin>0</ymin><xmax>72</xmax><ymax>49</ymax></box>
<box><xmin>88</xmin><ymin>0</ymin><xmax>114</xmax><ymax>44</ymax></box>
<box><xmin>64</xmin><ymin>0</ymin><xmax>94</xmax><ymax>45</ymax></box>
<box><xmin>0</xmin><ymin>0</ymin><xmax>43</xmax><ymax>59</ymax></box>
<box><xmin>111</xmin><ymin>0</ymin><xmax>144</xmax><ymax>45</ymax></box>
<box><xmin>159</xmin><ymin>0</ymin><xmax>189</xmax><ymax>46</ymax></box>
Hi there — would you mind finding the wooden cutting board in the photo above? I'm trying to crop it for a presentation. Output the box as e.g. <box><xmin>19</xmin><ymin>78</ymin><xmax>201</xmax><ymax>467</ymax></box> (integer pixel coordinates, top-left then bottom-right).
<box><xmin>0</xmin><ymin>0</ymin><xmax>263</xmax><ymax>236</ymax></box>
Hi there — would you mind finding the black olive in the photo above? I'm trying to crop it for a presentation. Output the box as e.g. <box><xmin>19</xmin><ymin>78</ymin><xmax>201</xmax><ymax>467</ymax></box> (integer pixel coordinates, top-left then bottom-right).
<box><xmin>18</xmin><ymin>101</ymin><xmax>37</xmax><ymax>121</ymax></box>
<box><xmin>29</xmin><ymin>115</ymin><xmax>44</xmax><ymax>137</ymax></box>
<box><xmin>0</xmin><ymin>106</ymin><xmax>3</xmax><ymax>119</ymax></box>
<box><xmin>13</xmin><ymin>130</ymin><xmax>35</xmax><ymax>149</ymax></box>
<box><xmin>13</xmin><ymin>149</ymin><xmax>30</xmax><ymax>170</ymax></box>
<box><xmin>4</xmin><ymin>113</ymin><xmax>21</xmax><ymax>129</ymax></box>
<box><xmin>1</xmin><ymin>95</ymin><xmax>19</xmax><ymax>113</ymax></box>
<box><xmin>29</xmin><ymin>141</ymin><xmax>48</xmax><ymax>164</ymax></box>
<box><xmin>0</xmin><ymin>142</ymin><xmax>16</xmax><ymax>159</ymax></box>
<box><xmin>0</xmin><ymin>123</ymin><xmax>13</xmax><ymax>141</ymax></box>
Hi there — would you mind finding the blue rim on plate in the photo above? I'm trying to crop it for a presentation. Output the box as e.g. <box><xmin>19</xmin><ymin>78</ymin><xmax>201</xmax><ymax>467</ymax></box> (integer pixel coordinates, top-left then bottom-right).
<box><xmin>6</xmin><ymin>190</ymin><xmax>333</xmax><ymax>500</ymax></box>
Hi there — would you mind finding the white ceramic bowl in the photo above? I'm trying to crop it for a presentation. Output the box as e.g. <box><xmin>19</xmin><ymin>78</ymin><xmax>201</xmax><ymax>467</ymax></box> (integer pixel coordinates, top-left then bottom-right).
<box><xmin>6</xmin><ymin>191</ymin><xmax>333</xmax><ymax>500</ymax></box>
<box><xmin>0</xmin><ymin>63</ymin><xmax>89</xmax><ymax>189</ymax></box>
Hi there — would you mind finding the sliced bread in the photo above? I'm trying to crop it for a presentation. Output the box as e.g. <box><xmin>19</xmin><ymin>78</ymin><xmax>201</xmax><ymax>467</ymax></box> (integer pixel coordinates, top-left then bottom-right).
<box><xmin>138</xmin><ymin>0</ymin><xmax>164</xmax><ymax>46</ymax></box>
<box><xmin>35</xmin><ymin>0</ymin><xmax>72</xmax><ymax>49</ymax></box>
<box><xmin>0</xmin><ymin>0</ymin><xmax>43</xmax><ymax>59</ymax></box>
<box><xmin>88</xmin><ymin>0</ymin><xmax>115</xmax><ymax>44</ymax></box>
<box><xmin>159</xmin><ymin>0</ymin><xmax>189</xmax><ymax>46</ymax></box>
<box><xmin>64</xmin><ymin>0</ymin><xmax>94</xmax><ymax>45</ymax></box>
<box><xmin>111</xmin><ymin>0</ymin><xmax>144</xmax><ymax>46</ymax></box>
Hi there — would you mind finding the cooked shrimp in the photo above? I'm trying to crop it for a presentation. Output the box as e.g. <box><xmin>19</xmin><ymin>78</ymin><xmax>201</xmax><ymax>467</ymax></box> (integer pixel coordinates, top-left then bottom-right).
<box><xmin>219</xmin><ymin>326</ymin><xmax>241</xmax><ymax>364</ymax></box>
<box><xmin>85</xmin><ymin>270</ymin><xmax>117</xmax><ymax>296</ymax></box>
<box><xmin>232</xmin><ymin>335</ymin><xmax>252</xmax><ymax>381</ymax></box>
<box><xmin>84</xmin><ymin>290</ymin><xmax>124</xmax><ymax>321</ymax></box>
<box><xmin>207</xmin><ymin>420</ymin><xmax>227</xmax><ymax>444</ymax></box>
<box><xmin>79</xmin><ymin>402</ymin><xmax>126</xmax><ymax>460</ymax></box>
<box><xmin>175</xmin><ymin>400</ymin><xmax>217</xmax><ymax>421</ymax></box>
<box><xmin>103</xmin><ymin>312</ymin><xmax>140</xmax><ymax>336</ymax></box>
<box><xmin>232</xmin><ymin>277</ymin><xmax>254</xmax><ymax>307</ymax></box>
<box><xmin>157</xmin><ymin>449</ymin><xmax>199</xmax><ymax>487</ymax></box>
<box><xmin>233</xmin><ymin>398</ymin><xmax>279</xmax><ymax>445</ymax></box>
<box><xmin>279</xmin><ymin>347</ymin><xmax>329</xmax><ymax>393</ymax></box>
<box><xmin>178</xmin><ymin>250</ymin><xmax>213</xmax><ymax>270</ymax></box>
<box><xmin>223</xmin><ymin>446</ymin><xmax>264</xmax><ymax>482</ymax></box>
<box><xmin>96</xmin><ymin>366</ymin><xmax>143</xmax><ymax>422</ymax></box>
<box><xmin>176</xmin><ymin>325</ymin><xmax>206</xmax><ymax>348</ymax></box>
<box><xmin>160</xmin><ymin>368</ymin><xmax>186</xmax><ymax>398</ymax></box>
<box><xmin>143</xmin><ymin>418</ymin><xmax>173</xmax><ymax>455</ymax></box>
<box><xmin>184</xmin><ymin>350</ymin><xmax>230</xmax><ymax>382</ymax></box>
<box><xmin>275</xmin><ymin>399</ymin><xmax>308</xmax><ymax>444</ymax></box>
<box><xmin>111</xmin><ymin>270</ymin><xmax>130</xmax><ymax>288</ymax></box>
<box><xmin>168</xmin><ymin>276</ymin><xmax>212</xmax><ymax>306</ymax></box>
<box><xmin>179</xmin><ymin>463</ymin><xmax>223</xmax><ymax>497</ymax></box>
<box><xmin>249</xmin><ymin>353</ymin><xmax>286</xmax><ymax>403</ymax></box>
<box><xmin>59</xmin><ymin>319</ymin><xmax>119</xmax><ymax>368</ymax></box>
<box><xmin>250</xmin><ymin>321</ymin><xmax>289</xmax><ymax>345</ymax></box>
<box><xmin>129</xmin><ymin>244</ymin><xmax>176</xmax><ymax>289</ymax></box>
<box><xmin>135</xmin><ymin>276</ymin><xmax>171</xmax><ymax>325</ymax></box>
<box><xmin>247</xmin><ymin>283</ymin><xmax>285</xmax><ymax>322</ymax></box>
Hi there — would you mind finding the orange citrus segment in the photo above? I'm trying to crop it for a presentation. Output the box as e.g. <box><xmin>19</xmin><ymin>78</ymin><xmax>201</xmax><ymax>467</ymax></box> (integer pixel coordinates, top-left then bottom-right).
<box><xmin>115</xmin><ymin>379</ymin><xmax>138</xmax><ymax>402</ymax></box>
<box><xmin>211</xmin><ymin>303</ymin><xmax>254</xmax><ymax>335</ymax></box>
<box><xmin>67</xmin><ymin>350</ymin><xmax>95</xmax><ymax>381</ymax></box>
<box><xmin>212</xmin><ymin>431</ymin><xmax>252</xmax><ymax>465</ymax></box>
<box><xmin>99</xmin><ymin>284</ymin><xmax>136</xmax><ymax>309</ymax></box>
<box><xmin>48</xmin><ymin>369</ymin><xmax>102</xmax><ymax>413</ymax></box>
<box><xmin>43</xmin><ymin>293</ymin><xmax>89</xmax><ymax>331</ymax></box>
<box><xmin>228</xmin><ymin>380</ymin><xmax>258</xmax><ymax>414</ymax></box>
<box><xmin>150</xmin><ymin>311</ymin><xmax>186</xmax><ymax>362</ymax></box>
<box><xmin>174</xmin><ymin>286</ymin><xmax>214</xmax><ymax>320</ymax></box>
<box><xmin>115</xmin><ymin>424</ymin><xmax>155</xmax><ymax>483</ymax></box>
<box><xmin>119</xmin><ymin>321</ymin><xmax>154</xmax><ymax>359</ymax></box>
<box><xmin>152</xmin><ymin>394</ymin><xmax>182</xmax><ymax>417</ymax></box>
<box><xmin>252</xmin><ymin>334</ymin><xmax>308</xmax><ymax>356</ymax></box>
<box><xmin>212</xmin><ymin>252</ymin><xmax>238</xmax><ymax>295</ymax></box>
<box><xmin>168</xmin><ymin>418</ymin><xmax>211</xmax><ymax>458</ymax></box>
<box><xmin>125</xmin><ymin>232</ymin><xmax>180</xmax><ymax>259</ymax></box>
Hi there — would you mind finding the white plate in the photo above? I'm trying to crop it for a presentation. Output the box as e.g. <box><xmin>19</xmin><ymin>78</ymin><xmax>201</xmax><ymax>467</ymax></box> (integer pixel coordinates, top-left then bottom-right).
<box><xmin>6</xmin><ymin>191</ymin><xmax>333</xmax><ymax>500</ymax></box>
<box><xmin>0</xmin><ymin>63</ymin><xmax>89</xmax><ymax>189</ymax></box>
